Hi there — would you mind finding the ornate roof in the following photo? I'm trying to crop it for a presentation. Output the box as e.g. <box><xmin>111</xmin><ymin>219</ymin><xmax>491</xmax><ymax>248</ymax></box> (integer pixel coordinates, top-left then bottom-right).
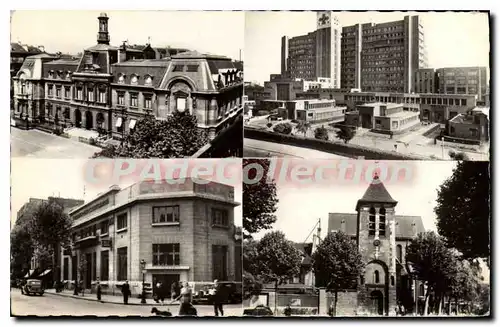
<box><xmin>111</xmin><ymin>59</ymin><xmax>171</xmax><ymax>88</ymax></box>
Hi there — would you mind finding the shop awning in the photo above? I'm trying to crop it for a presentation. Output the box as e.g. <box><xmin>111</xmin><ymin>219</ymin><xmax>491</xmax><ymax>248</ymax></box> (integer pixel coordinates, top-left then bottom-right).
<box><xmin>129</xmin><ymin>119</ymin><xmax>137</xmax><ymax>129</ymax></box>
<box><xmin>24</xmin><ymin>270</ymin><xmax>34</xmax><ymax>278</ymax></box>
<box><xmin>38</xmin><ymin>269</ymin><xmax>51</xmax><ymax>277</ymax></box>
<box><xmin>115</xmin><ymin>117</ymin><xmax>123</xmax><ymax>128</ymax></box>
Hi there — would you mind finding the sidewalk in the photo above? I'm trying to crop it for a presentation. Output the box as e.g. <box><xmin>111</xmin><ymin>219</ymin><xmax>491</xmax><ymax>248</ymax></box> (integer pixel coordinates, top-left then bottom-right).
<box><xmin>45</xmin><ymin>289</ymin><xmax>180</xmax><ymax>306</ymax></box>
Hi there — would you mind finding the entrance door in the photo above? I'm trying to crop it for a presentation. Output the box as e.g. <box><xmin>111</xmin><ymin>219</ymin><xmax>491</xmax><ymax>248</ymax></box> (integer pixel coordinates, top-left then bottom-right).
<box><xmin>152</xmin><ymin>274</ymin><xmax>180</xmax><ymax>298</ymax></box>
<box><xmin>75</xmin><ymin>109</ymin><xmax>82</xmax><ymax>128</ymax></box>
<box><xmin>85</xmin><ymin>253</ymin><xmax>92</xmax><ymax>289</ymax></box>
<box><xmin>72</xmin><ymin>256</ymin><xmax>77</xmax><ymax>281</ymax></box>
<box><xmin>212</xmin><ymin>245</ymin><xmax>228</xmax><ymax>281</ymax></box>
<box><xmin>85</xmin><ymin>111</ymin><xmax>93</xmax><ymax>130</ymax></box>
<box><xmin>370</xmin><ymin>290</ymin><xmax>384</xmax><ymax>315</ymax></box>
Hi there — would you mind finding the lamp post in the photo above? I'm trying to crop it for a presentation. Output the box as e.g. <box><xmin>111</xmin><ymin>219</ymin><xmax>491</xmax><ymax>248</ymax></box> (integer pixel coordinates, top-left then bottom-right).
<box><xmin>140</xmin><ymin>259</ymin><xmax>146</xmax><ymax>304</ymax></box>
<box><xmin>441</xmin><ymin>136</ymin><xmax>445</xmax><ymax>159</ymax></box>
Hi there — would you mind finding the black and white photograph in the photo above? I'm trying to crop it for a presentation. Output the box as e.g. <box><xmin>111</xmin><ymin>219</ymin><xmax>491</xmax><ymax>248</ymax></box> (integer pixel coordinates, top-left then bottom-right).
<box><xmin>242</xmin><ymin>159</ymin><xmax>490</xmax><ymax>317</ymax></box>
<box><xmin>10</xmin><ymin>158</ymin><xmax>243</xmax><ymax>317</ymax></box>
<box><xmin>10</xmin><ymin>11</ymin><xmax>244</xmax><ymax>159</ymax></box>
<box><xmin>243</xmin><ymin>12</ymin><xmax>490</xmax><ymax>161</ymax></box>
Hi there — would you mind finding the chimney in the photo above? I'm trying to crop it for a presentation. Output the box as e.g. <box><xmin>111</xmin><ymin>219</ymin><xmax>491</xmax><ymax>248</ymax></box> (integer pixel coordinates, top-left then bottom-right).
<box><xmin>118</xmin><ymin>41</ymin><xmax>127</xmax><ymax>63</ymax></box>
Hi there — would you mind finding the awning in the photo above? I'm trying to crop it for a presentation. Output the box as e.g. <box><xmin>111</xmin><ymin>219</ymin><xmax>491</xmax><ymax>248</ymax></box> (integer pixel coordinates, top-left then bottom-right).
<box><xmin>24</xmin><ymin>270</ymin><xmax>34</xmax><ymax>278</ymax></box>
<box><xmin>129</xmin><ymin>119</ymin><xmax>137</xmax><ymax>129</ymax></box>
<box><xmin>115</xmin><ymin>117</ymin><xmax>123</xmax><ymax>128</ymax></box>
<box><xmin>38</xmin><ymin>269</ymin><xmax>51</xmax><ymax>277</ymax></box>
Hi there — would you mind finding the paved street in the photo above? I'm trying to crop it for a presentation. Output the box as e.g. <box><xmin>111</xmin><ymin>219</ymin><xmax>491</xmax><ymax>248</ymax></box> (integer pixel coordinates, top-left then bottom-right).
<box><xmin>11</xmin><ymin>288</ymin><xmax>243</xmax><ymax>317</ymax></box>
<box><xmin>11</xmin><ymin>127</ymin><xmax>101</xmax><ymax>158</ymax></box>
<box><xmin>244</xmin><ymin>138</ymin><xmax>349</xmax><ymax>159</ymax></box>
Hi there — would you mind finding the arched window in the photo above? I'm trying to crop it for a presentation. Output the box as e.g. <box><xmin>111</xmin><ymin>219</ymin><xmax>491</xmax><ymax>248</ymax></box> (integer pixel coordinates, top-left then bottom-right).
<box><xmin>390</xmin><ymin>276</ymin><xmax>395</xmax><ymax>286</ymax></box>
<box><xmin>379</xmin><ymin>207</ymin><xmax>386</xmax><ymax>236</ymax></box>
<box><xmin>369</xmin><ymin>207</ymin><xmax>376</xmax><ymax>236</ymax></box>
<box><xmin>374</xmin><ymin>270</ymin><xmax>380</xmax><ymax>284</ymax></box>
<box><xmin>145</xmin><ymin>76</ymin><xmax>153</xmax><ymax>86</ymax></box>
<box><xmin>131</xmin><ymin>75</ymin><xmax>138</xmax><ymax>85</ymax></box>
<box><xmin>397</xmin><ymin>244</ymin><xmax>403</xmax><ymax>262</ymax></box>
<box><xmin>118</xmin><ymin>75</ymin><xmax>125</xmax><ymax>84</ymax></box>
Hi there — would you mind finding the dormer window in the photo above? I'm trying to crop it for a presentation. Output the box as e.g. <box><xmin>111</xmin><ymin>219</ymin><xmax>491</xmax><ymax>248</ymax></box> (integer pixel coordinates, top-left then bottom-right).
<box><xmin>145</xmin><ymin>76</ymin><xmax>153</xmax><ymax>86</ymax></box>
<box><xmin>118</xmin><ymin>74</ymin><xmax>125</xmax><ymax>84</ymax></box>
<box><xmin>48</xmin><ymin>71</ymin><xmax>54</xmax><ymax>79</ymax></box>
<box><xmin>66</xmin><ymin>71</ymin><xmax>71</xmax><ymax>79</ymax></box>
<box><xmin>131</xmin><ymin>75</ymin><xmax>138</xmax><ymax>85</ymax></box>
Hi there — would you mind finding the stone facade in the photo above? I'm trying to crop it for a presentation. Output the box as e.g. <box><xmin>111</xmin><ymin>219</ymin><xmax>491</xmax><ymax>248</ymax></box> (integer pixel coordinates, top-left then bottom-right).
<box><xmin>60</xmin><ymin>180</ymin><xmax>240</xmax><ymax>296</ymax></box>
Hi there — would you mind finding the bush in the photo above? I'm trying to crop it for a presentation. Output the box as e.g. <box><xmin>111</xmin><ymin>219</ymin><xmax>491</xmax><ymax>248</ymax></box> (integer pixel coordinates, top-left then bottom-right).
<box><xmin>448</xmin><ymin>150</ymin><xmax>469</xmax><ymax>161</ymax></box>
<box><xmin>314</xmin><ymin>126</ymin><xmax>329</xmax><ymax>141</ymax></box>
<box><xmin>273</xmin><ymin>122</ymin><xmax>293</xmax><ymax>135</ymax></box>
<box><xmin>53</xmin><ymin>128</ymin><xmax>62</xmax><ymax>136</ymax></box>
<box><xmin>336</xmin><ymin>125</ymin><xmax>356</xmax><ymax>144</ymax></box>
<box><xmin>266</xmin><ymin>122</ymin><xmax>273</xmax><ymax>128</ymax></box>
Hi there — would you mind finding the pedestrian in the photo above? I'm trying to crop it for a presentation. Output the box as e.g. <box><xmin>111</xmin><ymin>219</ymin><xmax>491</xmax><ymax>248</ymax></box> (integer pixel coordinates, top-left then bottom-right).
<box><xmin>155</xmin><ymin>281</ymin><xmax>162</xmax><ymax>304</ymax></box>
<box><xmin>284</xmin><ymin>304</ymin><xmax>292</xmax><ymax>317</ymax></box>
<box><xmin>122</xmin><ymin>280</ymin><xmax>131</xmax><ymax>305</ymax></box>
<box><xmin>212</xmin><ymin>279</ymin><xmax>224</xmax><ymax>317</ymax></box>
<box><xmin>79</xmin><ymin>279</ymin><xmax>84</xmax><ymax>296</ymax></box>
<box><xmin>96</xmin><ymin>281</ymin><xmax>102</xmax><ymax>301</ymax></box>
<box><xmin>171</xmin><ymin>281</ymin><xmax>178</xmax><ymax>302</ymax></box>
<box><xmin>177</xmin><ymin>281</ymin><xmax>197</xmax><ymax>316</ymax></box>
<box><xmin>159</xmin><ymin>282</ymin><xmax>166</xmax><ymax>305</ymax></box>
<box><xmin>73</xmin><ymin>279</ymin><xmax>78</xmax><ymax>296</ymax></box>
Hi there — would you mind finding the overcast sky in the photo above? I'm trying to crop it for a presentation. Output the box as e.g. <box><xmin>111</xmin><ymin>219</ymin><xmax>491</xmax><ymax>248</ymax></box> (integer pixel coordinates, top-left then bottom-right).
<box><xmin>253</xmin><ymin>160</ymin><xmax>457</xmax><ymax>242</ymax></box>
<box><xmin>10</xmin><ymin>159</ymin><xmax>242</xmax><ymax>227</ymax></box>
<box><xmin>245</xmin><ymin>11</ymin><xmax>490</xmax><ymax>84</ymax></box>
<box><xmin>10</xmin><ymin>11</ymin><xmax>244</xmax><ymax>60</ymax></box>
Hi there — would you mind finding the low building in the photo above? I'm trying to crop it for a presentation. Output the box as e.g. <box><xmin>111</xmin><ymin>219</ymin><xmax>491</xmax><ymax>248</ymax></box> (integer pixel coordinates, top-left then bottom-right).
<box><xmin>295</xmin><ymin>88</ymin><xmax>349</xmax><ymax>106</ymax></box>
<box><xmin>60</xmin><ymin>179</ymin><xmax>240</xmax><ymax>297</ymax></box>
<box><xmin>296</xmin><ymin>105</ymin><xmax>346</xmax><ymax>124</ymax></box>
<box><xmin>448</xmin><ymin>107</ymin><xmax>489</xmax><ymax>143</ymax></box>
<box><xmin>345</xmin><ymin>91</ymin><xmax>476</xmax><ymax>124</ymax></box>
<box><xmin>345</xmin><ymin>103</ymin><xmax>420</xmax><ymax>134</ymax></box>
<box><xmin>274</xmin><ymin>99</ymin><xmax>345</xmax><ymax>125</ymax></box>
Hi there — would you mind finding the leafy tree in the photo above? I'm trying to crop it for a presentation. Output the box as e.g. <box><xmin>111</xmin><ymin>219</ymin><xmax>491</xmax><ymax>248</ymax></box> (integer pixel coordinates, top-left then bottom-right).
<box><xmin>406</xmin><ymin>231</ymin><xmax>457</xmax><ymax>315</ymax></box>
<box><xmin>448</xmin><ymin>150</ymin><xmax>470</xmax><ymax>161</ymax></box>
<box><xmin>243</xmin><ymin>159</ymin><xmax>278</xmax><ymax>238</ymax></box>
<box><xmin>435</xmin><ymin>161</ymin><xmax>490</xmax><ymax>263</ymax></box>
<box><xmin>336</xmin><ymin>125</ymin><xmax>355</xmax><ymax>143</ymax></box>
<box><xmin>314</xmin><ymin>126</ymin><xmax>329</xmax><ymax>141</ymax></box>
<box><xmin>273</xmin><ymin>122</ymin><xmax>293</xmax><ymax>135</ymax></box>
<box><xmin>296</xmin><ymin>121</ymin><xmax>311</xmax><ymax>136</ymax></box>
<box><xmin>10</xmin><ymin>225</ymin><xmax>33</xmax><ymax>279</ymax></box>
<box><xmin>93</xmin><ymin>111</ymin><xmax>208</xmax><ymax>158</ymax></box>
<box><xmin>448</xmin><ymin>259</ymin><xmax>482</xmax><ymax>314</ymax></box>
<box><xmin>243</xmin><ymin>271</ymin><xmax>263</xmax><ymax>300</ymax></box>
<box><xmin>312</xmin><ymin>232</ymin><xmax>363</xmax><ymax>316</ymax></box>
<box><xmin>254</xmin><ymin>231</ymin><xmax>302</xmax><ymax>312</ymax></box>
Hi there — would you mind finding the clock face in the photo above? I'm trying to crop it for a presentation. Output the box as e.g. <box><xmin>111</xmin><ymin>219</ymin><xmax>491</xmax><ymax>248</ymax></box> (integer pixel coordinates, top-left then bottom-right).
<box><xmin>373</xmin><ymin>239</ymin><xmax>381</xmax><ymax>247</ymax></box>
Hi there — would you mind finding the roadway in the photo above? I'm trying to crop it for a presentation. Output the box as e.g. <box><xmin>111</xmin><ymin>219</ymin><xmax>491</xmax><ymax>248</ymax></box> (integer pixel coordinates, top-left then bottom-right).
<box><xmin>244</xmin><ymin>138</ymin><xmax>349</xmax><ymax>159</ymax></box>
<box><xmin>11</xmin><ymin>288</ymin><xmax>243</xmax><ymax>317</ymax></box>
<box><xmin>11</xmin><ymin>127</ymin><xmax>101</xmax><ymax>159</ymax></box>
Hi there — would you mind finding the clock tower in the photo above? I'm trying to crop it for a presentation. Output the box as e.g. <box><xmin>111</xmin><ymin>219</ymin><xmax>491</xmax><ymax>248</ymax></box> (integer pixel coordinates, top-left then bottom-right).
<box><xmin>355</xmin><ymin>174</ymin><xmax>398</xmax><ymax>316</ymax></box>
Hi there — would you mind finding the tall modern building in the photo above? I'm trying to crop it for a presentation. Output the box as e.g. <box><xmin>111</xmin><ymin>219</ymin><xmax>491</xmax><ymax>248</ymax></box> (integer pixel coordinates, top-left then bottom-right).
<box><xmin>280</xmin><ymin>11</ymin><xmax>341</xmax><ymax>88</ymax></box>
<box><xmin>341</xmin><ymin>16</ymin><xmax>427</xmax><ymax>93</ymax></box>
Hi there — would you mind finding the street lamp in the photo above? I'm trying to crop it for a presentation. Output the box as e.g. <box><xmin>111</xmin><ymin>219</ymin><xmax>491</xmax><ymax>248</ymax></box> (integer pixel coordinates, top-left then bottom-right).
<box><xmin>441</xmin><ymin>137</ymin><xmax>445</xmax><ymax>159</ymax></box>
<box><xmin>140</xmin><ymin>259</ymin><xmax>146</xmax><ymax>304</ymax></box>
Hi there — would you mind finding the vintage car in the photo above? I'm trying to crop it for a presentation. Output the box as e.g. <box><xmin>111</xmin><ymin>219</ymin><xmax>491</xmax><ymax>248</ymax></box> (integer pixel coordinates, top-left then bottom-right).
<box><xmin>243</xmin><ymin>305</ymin><xmax>274</xmax><ymax>316</ymax></box>
<box><xmin>191</xmin><ymin>281</ymin><xmax>242</xmax><ymax>304</ymax></box>
<box><xmin>22</xmin><ymin>279</ymin><xmax>44</xmax><ymax>296</ymax></box>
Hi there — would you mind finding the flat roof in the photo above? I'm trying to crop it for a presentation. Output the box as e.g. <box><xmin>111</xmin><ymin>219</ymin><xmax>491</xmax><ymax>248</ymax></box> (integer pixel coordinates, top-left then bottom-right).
<box><xmin>297</xmin><ymin>106</ymin><xmax>346</xmax><ymax>113</ymax></box>
<box><xmin>384</xmin><ymin>111</ymin><xmax>420</xmax><ymax>119</ymax></box>
<box><xmin>358</xmin><ymin>102</ymin><xmax>402</xmax><ymax>108</ymax></box>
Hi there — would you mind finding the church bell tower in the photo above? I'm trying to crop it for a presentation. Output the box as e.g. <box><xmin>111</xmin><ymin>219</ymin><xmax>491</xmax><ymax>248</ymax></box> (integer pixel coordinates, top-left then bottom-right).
<box><xmin>355</xmin><ymin>174</ymin><xmax>398</xmax><ymax>316</ymax></box>
<box><xmin>97</xmin><ymin>13</ymin><xmax>110</xmax><ymax>45</ymax></box>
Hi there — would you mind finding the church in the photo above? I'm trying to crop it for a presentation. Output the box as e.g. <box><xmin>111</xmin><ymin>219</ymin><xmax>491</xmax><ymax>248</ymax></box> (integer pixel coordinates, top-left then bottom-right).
<box><xmin>328</xmin><ymin>175</ymin><xmax>426</xmax><ymax>316</ymax></box>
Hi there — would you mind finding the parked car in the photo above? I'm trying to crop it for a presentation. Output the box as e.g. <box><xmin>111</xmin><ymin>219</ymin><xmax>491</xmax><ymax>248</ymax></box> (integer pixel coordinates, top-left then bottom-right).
<box><xmin>22</xmin><ymin>279</ymin><xmax>44</xmax><ymax>296</ymax></box>
<box><xmin>243</xmin><ymin>305</ymin><xmax>274</xmax><ymax>316</ymax></box>
<box><xmin>191</xmin><ymin>282</ymin><xmax>214</xmax><ymax>304</ymax></box>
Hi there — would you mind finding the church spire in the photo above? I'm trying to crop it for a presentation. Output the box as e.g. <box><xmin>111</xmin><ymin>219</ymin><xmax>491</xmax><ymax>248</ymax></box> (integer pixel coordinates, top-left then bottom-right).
<box><xmin>356</xmin><ymin>174</ymin><xmax>398</xmax><ymax>210</ymax></box>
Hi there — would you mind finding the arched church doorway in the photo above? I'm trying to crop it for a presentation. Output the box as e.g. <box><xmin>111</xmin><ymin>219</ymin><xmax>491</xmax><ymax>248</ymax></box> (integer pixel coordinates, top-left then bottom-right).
<box><xmin>370</xmin><ymin>290</ymin><xmax>384</xmax><ymax>315</ymax></box>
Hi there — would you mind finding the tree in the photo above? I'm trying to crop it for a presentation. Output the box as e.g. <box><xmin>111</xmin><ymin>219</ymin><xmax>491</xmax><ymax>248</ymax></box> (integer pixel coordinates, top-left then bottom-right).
<box><xmin>243</xmin><ymin>159</ymin><xmax>278</xmax><ymax>238</ymax></box>
<box><xmin>314</xmin><ymin>126</ymin><xmax>329</xmax><ymax>141</ymax></box>
<box><xmin>93</xmin><ymin>111</ymin><xmax>208</xmax><ymax>158</ymax></box>
<box><xmin>243</xmin><ymin>239</ymin><xmax>263</xmax><ymax>299</ymax></box>
<box><xmin>296</xmin><ymin>121</ymin><xmax>311</xmax><ymax>137</ymax></box>
<box><xmin>28</xmin><ymin>199</ymin><xmax>73</xmax><ymax>281</ymax></box>
<box><xmin>336</xmin><ymin>125</ymin><xmax>355</xmax><ymax>143</ymax></box>
<box><xmin>10</xmin><ymin>225</ymin><xmax>33</xmax><ymax>279</ymax></box>
<box><xmin>254</xmin><ymin>231</ymin><xmax>302</xmax><ymax>313</ymax></box>
<box><xmin>435</xmin><ymin>161</ymin><xmax>490</xmax><ymax>263</ymax></box>
<box><xmin>312</xmin><ymin>232</ymin><xmax>363</xmax><ymax>316</ymax></box>
<box><xmin>273</xmin><ymin>122</ymin><xmax>293</xmax><ymax>135</ymax></box>
<box><xmin>448</xmin><ymin>259</ymin><xmax>482</xmax><ymax>315</ymax></box>
<box><xmin>406</xmin><ymin>232</ymin><xmax>457</xmax><ymax>315</ymax></box>
<box><xmin>448</xmin><ymin>150</ymin><xmax>470</xmax><ymax>161</ymax></box>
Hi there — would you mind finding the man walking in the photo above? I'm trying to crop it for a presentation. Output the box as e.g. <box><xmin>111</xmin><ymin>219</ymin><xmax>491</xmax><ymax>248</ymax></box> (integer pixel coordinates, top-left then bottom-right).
<box><xmin>212</xmin><ymin>279</ymin><xmax>224</xmax><ymax>316</ymax></box>
<box><xmin>122</xmin><ymin>280</ymin><xmax>131</xmax><ymax>305</ymax></box>
<box><xmin>96</xmin><ymin>280</ymin><xmax>102</xmax><ymax>301</ymax></box>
